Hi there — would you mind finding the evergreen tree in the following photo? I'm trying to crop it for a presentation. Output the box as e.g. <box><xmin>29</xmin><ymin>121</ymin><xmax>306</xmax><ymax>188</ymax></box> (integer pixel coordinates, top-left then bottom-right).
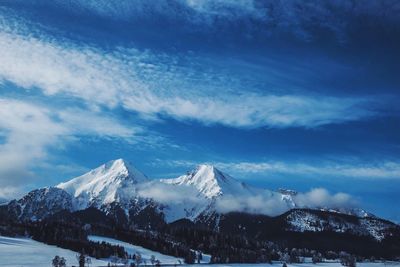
<box><xmin>135</xmin><ymin>252</ymin><xmax>142</xmax><ymax>266</ymax></box>
<box><xmin>312</xmin><ymin>251</ymin><xmax>323</xmax><ymax>264</ymax></box>
<box><xmin>150</xmin><ymin>255</ymin><xmax>156</xmax><ymax>265</ymax></box>
<box><xmin>52</xmin><ymin>256</ymin><xmax>66</xmax><ymax>267</ymax></box>
<box><xmin>197</xmin><ymin>251</ymin><xmax>203</xmax><ymax>263</ymax></box>
<box><xmin>52</xmin><ymin>256</ymin><xmax>60</xmax><ymax>267</ymax></box>
<box><xmin>184</xmin><ymin>250</ymin><xmax>196</xmax><ymax>264</ymax></box>
<box><xmin>77</xmin><ymin>251</ymin><xmax>86</xmax><ymax>267</ymax></box>
<box><xmin>340</xmin><ymin>252</ymin><xmax>357</xmax><ymax>267</ymax></box>
<box><xmin>59</xmin><ymin>257</ymin><xmax>67</xmax><ymax>267</ymax></box>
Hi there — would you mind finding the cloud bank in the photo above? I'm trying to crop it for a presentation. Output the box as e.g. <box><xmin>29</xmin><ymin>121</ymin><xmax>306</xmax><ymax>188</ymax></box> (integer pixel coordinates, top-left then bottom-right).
<box><xmin>294</xmin><ymin>188</ymin><xmax>356</xmax><ymax>209</ymax></box>
<box><xmin>137</xmin><ymin>181</ymin><xmax>205</xmax><ymax>206</ymax></box>
<box><xmin>215</xmin><ymin>188</ymin><xmax>356</xmax><ymax>216</ymax></box>
<box><xmin>137</xmin><ymin>180</ymin><xmax>355</xmax><ymax>217</ymax></box>
<box><xmin>216</xmin><ymin>193</ymin><xmax>289</xmax><ymax>216</ymax></box>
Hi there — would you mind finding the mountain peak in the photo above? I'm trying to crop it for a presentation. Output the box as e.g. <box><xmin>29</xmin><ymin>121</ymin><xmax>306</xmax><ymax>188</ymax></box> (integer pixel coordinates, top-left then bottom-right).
<box><xmin>90</xmin><ymin>158</ymin><xmax>148</xmax><ymax>182</ymax></box>
<box><xmin>193</xmin><ymin>164</ymin><xmax>229</xmax><ymax>183</ymax></box>
<box><xmin>194</xmin><ymin>164</ymin><xmax>216</xmax><ymax>174</ymax></box>
<box><xmin>57</xmin><ymin>159</ymin><xmax>148</xmax><ymax>206</ymax></box>
<box><xmin>105</xmin><ymin>158</ymin><xmax>126</xmax><ymax>168</ymax></box>
<box><xmin>163</xmin><ymin>164</ymin><xmax>248</xmax><ymax>199</ymax></box>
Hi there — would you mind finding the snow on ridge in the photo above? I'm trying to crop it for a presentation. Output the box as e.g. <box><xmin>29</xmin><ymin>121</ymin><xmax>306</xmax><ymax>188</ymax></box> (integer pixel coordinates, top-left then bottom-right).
<box><xmin>56</xmin><ymin>158</ymin><xmax>148</xmax><ymax>208</ymax></box>
<box><xmin>285</xmin><ymin>209</ymin><xmax>394</xmax><ymax>241</ymax></box>
<box><xmin>161</xmin><ymin>164</ymin><xmax>259</xmax><ymax>199</ymax></box>
<box><xmin>8</xmin><ymin>159</ymin><xmax>384</xmax><ymax>228</ymax></box>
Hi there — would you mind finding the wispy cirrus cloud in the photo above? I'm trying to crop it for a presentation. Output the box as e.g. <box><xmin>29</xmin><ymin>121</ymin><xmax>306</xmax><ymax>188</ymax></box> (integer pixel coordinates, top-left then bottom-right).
<box><xmin>12</xmin><ymin>0</ymin><xmax>399</xmax><ymax>41</ymax></box>
<box><xmin>0</xmin><ymin>17</ymin><xmax>381</xmax><ymax>129</ymax></box>
<box><xmin>155</xmin><ymin>159</ymin><xmax>400</xmax><ymax>180</ymax></box>
<box><xmin>215</xmin><ymin>161</ymin><xmax>400</xmax><ymax>180</ymax></box>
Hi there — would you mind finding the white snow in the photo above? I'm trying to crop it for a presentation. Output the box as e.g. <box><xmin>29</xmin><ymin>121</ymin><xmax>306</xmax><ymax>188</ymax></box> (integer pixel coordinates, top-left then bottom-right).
<box><xmin>359</xmin><ymin>218</ymin><xmax>391</xmax><ymax>241</ymax></box>
<box><xmin>0</xmin><ymin>235</ymin><xmax>108</xmax><ymax>267</ymax></box>
<box><xmin>1</xmin><ymin>235</ymin><xmax>399</xmax><ymax>267</ymax></box>
<box><xmin>88</xmin><ymin>235</ymin><xmax>183</xmax><ymax>264</ymax></box>
<box><xmin>160</xmin><ymin>164</ymin><xmax>292</xmax><ymax>220</ymax></box>
<box><xmin>162</xmin><ymin>164</ymin><xmax>262</xmax><ymax>199</ymax></box>
<box><xmin>285</xmin><ymin>209</ymin><xmax>394</xmax><ymax>241</ymax></box>
<box><xmin>57</xmin><ymin>159</ymin><xmax>148</xmax><ymax>209</ymax></box>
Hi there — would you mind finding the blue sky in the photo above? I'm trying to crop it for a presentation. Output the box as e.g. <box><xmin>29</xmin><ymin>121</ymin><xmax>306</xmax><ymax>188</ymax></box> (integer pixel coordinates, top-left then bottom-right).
<box><xmin>0</xmin><ymin>0</ymin><xmax>399</xmax><ymax>221</ymax></box>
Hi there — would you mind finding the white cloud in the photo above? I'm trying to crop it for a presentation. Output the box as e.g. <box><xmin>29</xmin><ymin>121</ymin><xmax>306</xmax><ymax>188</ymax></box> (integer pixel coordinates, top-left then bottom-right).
<box><xmin>0</xmin><ymin>24</ymin><xmax>378</xmax><ymax>128</ymax></box>
<box><xmin>0</xmin><ymin>99</ymin><xmax>66</xmax><ymax>185</ymax></box>
<box><xmin>215</xmin><ymin>193</ymin><xmax>289</xmax><ymax>216</ymax></box>
<box><xmin>15</xmin><ymin>0</ymin><xmax>399</xmax><ymax>41</ymax></box>
<box><xmin>215</xmin><ymin>188</ymin><xmax>356</xmax><ymax>216</ymax></box>
<box><xmin>293</xmin><ymin>188</ymin><xmax>356</xmax><ymax>209</ymax></box>
<box><xmin>0</xmin><ymin>98</ymin><xmax>137</xmax><ymax>190</ymax></box>
<box><xmin>183</xmin><ymin>0</ymin><xmax>265</xmax><ymax>21</ymax></box>
<box><xmin>137</xmin><ymin>181</ymin><xmax>206</xmax><ymax>206</ymax></box>
<box><xmin>58</xmin><ymin>108</ymin><xmax>138</xmax><ymax>139</ymax></box>
<box><xmin>222</xmin><ymin>161</ymin><xmax>400</xmax><ymax>180</ymax></box>
<box><xmin>157</xmin><ymin>159</ymin><xmax>400</xmax><ymax>180</ymax></box>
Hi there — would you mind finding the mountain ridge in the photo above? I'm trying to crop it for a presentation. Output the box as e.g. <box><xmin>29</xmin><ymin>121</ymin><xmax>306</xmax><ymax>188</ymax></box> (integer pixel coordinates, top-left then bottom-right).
<box><xmin>2</xmin><ymin>158</ymin><xmax>397</xmax><ymax>243</ymax></box>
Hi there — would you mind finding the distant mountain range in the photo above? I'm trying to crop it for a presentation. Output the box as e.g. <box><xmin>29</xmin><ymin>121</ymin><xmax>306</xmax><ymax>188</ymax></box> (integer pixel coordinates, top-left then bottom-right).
<box><xmin>1</xmin><ymin>159</ymin><xmax>399</xmax><ymax>243</ymax></box>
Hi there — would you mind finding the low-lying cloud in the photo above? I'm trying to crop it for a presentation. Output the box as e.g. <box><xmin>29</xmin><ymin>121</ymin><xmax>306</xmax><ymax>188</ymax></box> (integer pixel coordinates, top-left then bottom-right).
<box><xmin>294</xmin><ymin>188</ymin><xmax>356</xmax><ymax>209</ymax></box>
<box><xmin>137</xmin><ymin>182</ymin><xmax>206</xmax><ymax>206</ymax></box>
<box><xmin>215</xmin><ymin>188</ymin><xmax>356</xmax><ymax>216</ymax></box>
<box><xmin>138</xmin><ymin>177</ymin><xmax>358</xmax><ymax>217</ymax></box>
<box><xmin>216</xmin><ymin>193</ymin><xmax>289</xmax><ymax>216</ymax></box>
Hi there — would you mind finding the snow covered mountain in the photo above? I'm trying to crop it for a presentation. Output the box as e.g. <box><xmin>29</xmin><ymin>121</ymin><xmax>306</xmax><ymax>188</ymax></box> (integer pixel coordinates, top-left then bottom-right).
<box><xmin>160</xmin><ymin>164</ymin><xmax>295</xmax><ymax>224</ymax></box>
<box><xmin>1</xmin><ymin>159</ymin><xmax>375</xmax><ymax>222</ymax></box>
<box><xmin>162</xmin><ymin>164</ymin><xmax>259</xmax><ymax>199</ymax></box>
<box><xmin>2</xmin><ymin>158</ymin><xmax>397</xmax><ymax>241</ymax></box>
<box><xmin>57</xmin><ymin>158</ymin><xmax>148</xmax><ymax>210</ymax></box>
<box><xmin>0</xmin><ymin>159</ymin><xmax>293</xmax><ymax>224</ymax></box>
<box><xmin>156</xmin><ymin>164</ymin><xmax>265</xmax><ymax>222</ymax></box>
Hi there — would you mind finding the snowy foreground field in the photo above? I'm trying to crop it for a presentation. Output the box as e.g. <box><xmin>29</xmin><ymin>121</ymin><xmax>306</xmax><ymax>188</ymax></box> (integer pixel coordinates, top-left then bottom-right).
<box><xmin>1</xmin><ymin>235</ymin><xmax>399</xmax><ymax>267</ymax></box>
<box><xmin>0</xmin><ymin>235</ymin><xmax>107</xmax><ymax>267</ymax></box>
